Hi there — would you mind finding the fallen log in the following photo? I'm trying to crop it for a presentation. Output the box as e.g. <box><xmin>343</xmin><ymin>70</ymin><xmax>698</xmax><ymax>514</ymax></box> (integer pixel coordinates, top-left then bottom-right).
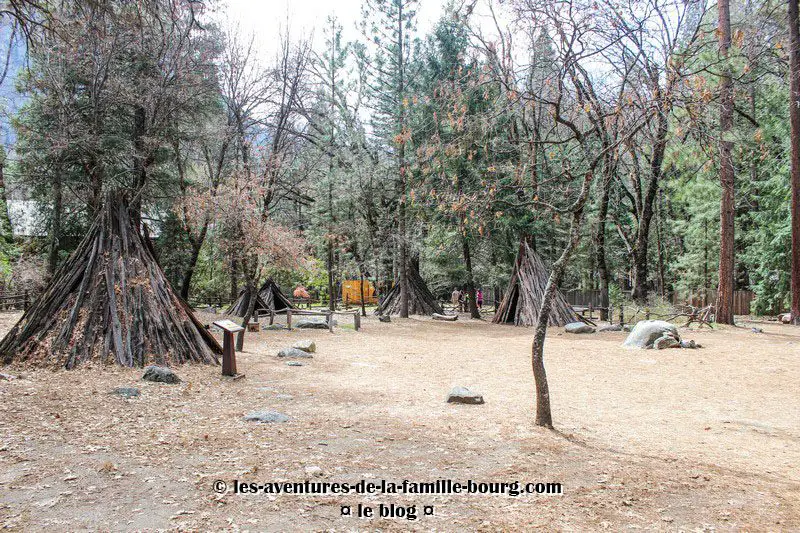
<box><xmin>432</xmin><ymin>313</ymin><xmax>458</xmax><ymax>321</ymax></box>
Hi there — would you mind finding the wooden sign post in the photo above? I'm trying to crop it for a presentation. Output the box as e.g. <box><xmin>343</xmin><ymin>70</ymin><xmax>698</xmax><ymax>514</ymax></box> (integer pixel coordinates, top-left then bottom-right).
<box><xmin>213</xmin><ymin>320</ymin><xmax>245</xmax><ymax>378</ymax></box>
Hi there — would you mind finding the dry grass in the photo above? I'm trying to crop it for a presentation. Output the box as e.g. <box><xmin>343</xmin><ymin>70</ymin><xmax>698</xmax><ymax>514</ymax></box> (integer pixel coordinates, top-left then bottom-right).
<box><xmin>1</xmin><ymin>310</ymin><xmax>799</xmax><ymax>531</ymax></box>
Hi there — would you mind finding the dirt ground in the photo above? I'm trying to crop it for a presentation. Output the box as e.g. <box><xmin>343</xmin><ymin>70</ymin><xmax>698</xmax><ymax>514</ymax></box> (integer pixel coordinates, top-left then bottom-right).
<box><xmin>1</xmin><ymin>310</ymin><xmax>800</xmax><ymax>531</ymax></box>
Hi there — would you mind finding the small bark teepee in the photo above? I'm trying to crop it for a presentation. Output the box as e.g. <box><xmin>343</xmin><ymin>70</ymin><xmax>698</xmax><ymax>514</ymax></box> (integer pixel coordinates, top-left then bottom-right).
<box><xmin>376</xmin><ymin>268</ymin><xmax>444</xmax><ymax>316</ymax></box>
<box><xmin>493</xmin><ymin>237</ymin><xmax>579</xmax><ymax>327</ymax></box>
<box><xmin>0</xmin><ymin>192</ymin><xmax>221</xmax><ymax>368</ymax></box>
<box><xmin>226</xmin><ymin>278</ymin><xmax>294</xmax><ymax>317</ymax></box>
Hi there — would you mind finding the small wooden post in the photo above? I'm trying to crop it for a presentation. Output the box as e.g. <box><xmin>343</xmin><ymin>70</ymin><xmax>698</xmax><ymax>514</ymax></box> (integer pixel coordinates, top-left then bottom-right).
<box><xmin>287</xmin><ymin>309</ymin><xmax>292</xmax><ymax>331</ymax></box>
<box><xmin>588</xmin><ymin>301</ymin><xmax>594</xmax><ymax>320</ymax></box>
<box><xmin>327</xmin><ymin>310</ymin><xmax>334</xmax><ymax>333</ymax></box>
<box><xmin>23</xmin><ymin>290</ymin><xmax>29</xmax><ymax>311</ymax></box>
<box><xmin>353</xmin><ymin>311</ymin><xmax>360</xmax><ymax>331</ymax></box>
<box><xmin>213</xmin><ymin>320</ymin><xmax>245</xmax><ymax>378</ymax></box>
<box><xmin>269</xmin><ymin>309</ymin><xmax>275</xmax><ymax>325</ymax></box>
<box><xmin>619</xmin><ymin>302</ymin><xmax>625</xmax><ymax>326</ymax></box>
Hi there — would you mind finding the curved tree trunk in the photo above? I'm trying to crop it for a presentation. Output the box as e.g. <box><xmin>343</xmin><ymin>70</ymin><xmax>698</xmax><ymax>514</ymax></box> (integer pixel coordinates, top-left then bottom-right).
<box><xmin>532</xmin><ymin>174</ymin><xmax>593</xmax><ymax>428</ymax></box>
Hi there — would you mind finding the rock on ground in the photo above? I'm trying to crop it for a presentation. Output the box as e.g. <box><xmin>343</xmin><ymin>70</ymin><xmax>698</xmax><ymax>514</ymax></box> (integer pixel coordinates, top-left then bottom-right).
<box><xmin>447</xmin><ymin>386</ymin><xmax>485</xmax><ymax>405</ymax></box>
<box><xmin>680</xmin><ymin>339</ymin><xmax>700</xmax><ymax>349</ymax></box>
<box><xmin>379</xmin><ymin>315</ymin><xmax>391</xmax><ymax>323</ymax></box>
<box><xmin>654</xmin><ymin>336</ymin><xmax>681</xmax><ymax>350</ymax></box>
<box><xmin>623</xmin><ymin>320</ymin><xmax>680</xmax><ymax>349</ymax></box>
<box><xmin>565</xmin><ymin>322</ymin><xmax>595</xmax><ymax>334</ymax></box>
<box><xmin>305</xmin><ymin>466</ymin><xmax>324</xmax><ymax>477</ymax></box>
<box><xmin>243</xmin><ymin>410</ymin><xmax>290</xmax><ymax>423</ymax></box>
<box><xmin>142</xmin><ymin>366</ymin><xmax>181</xmax><ymax>384</ymax></box>
<box><xmin>265</xmin><ymin>324</ymin><xmax>286</xmax><ymax>330</ymax></box>
<box><xmin>286</xmin><ymin>361</ymin><xmax>304</xmax><ymax>367</ymax></box>
<box><xmin>110</xmin><ymin>387</ymin><xmax>140</xmax><ymax>398</ymax></box>
<box><xmin>292</xmin><ymin>340</ymin><xmax>316</xmax><ymax>353</ymax></box>
<box><xmin>598</xmin><ymin>324</ymin><xmax>623</xmax><ymax>332</ymax></box>
<box><xmin>296</xmin><ymin>318</ymin><xmax>336</xmax><ymax>329</ymax></box>
<box><xmin>277</xmin><ymin>347</ymin><xmax>313</xmax><ymax>359</ymax></box>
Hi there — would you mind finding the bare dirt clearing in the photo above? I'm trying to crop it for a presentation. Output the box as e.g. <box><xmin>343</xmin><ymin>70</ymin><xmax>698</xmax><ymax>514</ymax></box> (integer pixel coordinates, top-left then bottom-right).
<box><xmin>1</xmin><ymin>312</ymin><xmax>799</xmax><ymax>530</ymax></box>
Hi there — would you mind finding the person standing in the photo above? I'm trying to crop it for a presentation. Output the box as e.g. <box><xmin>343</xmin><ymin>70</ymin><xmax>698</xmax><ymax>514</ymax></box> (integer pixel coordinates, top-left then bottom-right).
<box><xmin>451</xmin><ymin>287</ymin><xmax>461</xmax><ymax>310</ymax></box>
<box><xmin>477</xmin><ymin>288</ymin><xmax>483</xmax><ymax>309</ymax></box>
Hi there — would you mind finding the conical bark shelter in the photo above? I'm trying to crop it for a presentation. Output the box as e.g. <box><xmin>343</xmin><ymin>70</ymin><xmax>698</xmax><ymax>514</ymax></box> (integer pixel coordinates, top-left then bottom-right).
<box><xmin>0</xmin><ymin>193</ymin><xmax>221</xmax><ymax>368</ymax></box>
<box><xmin>375</xmin><ymin>268</ymin><xmax>443</xmax><ymax>316</ymax></box>
<box><xmin>226</xmin><ymin>278</ymin><xmax>294</xmax><ymax>317</ymax></box>
<box><xmin>493</xmin><ymin>237</ymin><xmax>579</xmax><ymax>327</ymax></box>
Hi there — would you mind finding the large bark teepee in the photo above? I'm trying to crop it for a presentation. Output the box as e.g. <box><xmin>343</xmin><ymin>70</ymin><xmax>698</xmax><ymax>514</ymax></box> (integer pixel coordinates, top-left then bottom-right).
<box><xmin>0</xmin><ymin>193</ymin><xmax>221</xmax><ymax>368</ymax></box>
<box><xmin>226</xmin><ymin>278</ymin><xmax>294</xmax><ymax>317</ymax></box>
<box><xmin>493</xmin><ymin>237</ymin><xmax>579</xmax><ymax>327</ymax></box>
<box><xmin>375</xmin><ymin>268</ymin><xmax>444</xmax><ymax>316</ymax></box>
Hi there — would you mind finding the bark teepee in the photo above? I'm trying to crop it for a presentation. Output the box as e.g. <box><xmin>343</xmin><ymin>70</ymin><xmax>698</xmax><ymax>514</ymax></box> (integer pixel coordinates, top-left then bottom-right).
<box><xmin>0</xmin><ymin>192</ymin><xmax>221</xmax><ymax>368</ymax></box>
<box><xmin>226</xmin><ymin>278</ymin><xmax>294</xmax><ymax>317</ymax></box>
<box><xmin>493</xmin><ymin>237</ymin><xmax>579</xmax><ymax>326</ymax></box>
<box><xmin>376</xmin><ymin>268</ymin><xmax>443</xmax><ymax>316</ymax></box>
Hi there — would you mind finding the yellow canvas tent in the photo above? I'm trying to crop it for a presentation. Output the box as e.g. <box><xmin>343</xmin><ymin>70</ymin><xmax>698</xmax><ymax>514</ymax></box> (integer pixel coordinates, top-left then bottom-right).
<box><xmin>342</xmin><ymin>279</ymin><xmax>377</xmax><ymax>305</ymax></box>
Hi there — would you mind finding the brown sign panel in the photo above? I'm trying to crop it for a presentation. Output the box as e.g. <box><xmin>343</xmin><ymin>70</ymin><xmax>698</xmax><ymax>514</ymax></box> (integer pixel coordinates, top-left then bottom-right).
<box><xmin>213</xmin><ymin>320</ymin><xmax>245</xmax><ymax>333</ymax></box>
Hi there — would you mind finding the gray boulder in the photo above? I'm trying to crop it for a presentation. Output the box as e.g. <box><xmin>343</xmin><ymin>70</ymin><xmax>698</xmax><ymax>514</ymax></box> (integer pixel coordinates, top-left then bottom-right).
<box><xmin>292</xmin><ymin>339</ymin><xmax>316</xmax><ymax>353</ymax></box>
<box><xmin>654</xmin><ymin>336</ymin><xmax>681</xmax><ymax>350</ymax></box>
<box><xmin>598</xmin><ymin>324</ymin><xmax>623</xmax><ymax>332</ymax></box>
<box><xmin>243</xmin><ymin>410</ymin><xmax>290</xmax><ymax>423</ymax></box>
<box><xmin>296</xmin><ymin>317</ymin><xmax>336</xmax><ymax>329</ymax></box>
<box><xmin>447</xmin><ymin>386</ymin><xmax>485</xmax><ymax>405</ymax></box>
<box><xmin>623</xmin><ymin>320</ymin><xmax>680</xmax><ymax>349</ymax></box>
<box><xmin>277</xmin><ymin>347</ymin><xmax>313</xmax><ymax>359</ymax></box>
<box><xmin>265</xmin><ymin>324</ymin><xmax>286</xmax><ymax>330</ymax></box>
<box><xmin>286</xmin><ymin>361</ymin><xmax>304</xmax><ymax>367</ymax></box>
<box><xmin>142</xmin><ymin>366</ymin><xmax>181</xmax><ymax>384</ymax></box>
<box><xmin>565</xmin><ymin>322</ymin><xmax>595</xmax><ymax>334</ymax></box>
<box><xmin>378</xmin><ymin>315</ymin><xmax>391</xmax><ymax>323</ymax></box>
<box><xmin>110</xmin><ymin>387</ymin><xmax>140</xmax><ymax>398</ymax></box>
<box><xmin>680</xmin><ymin>339</ymin><xmax>699</xmax><ymax>349</ymax></box>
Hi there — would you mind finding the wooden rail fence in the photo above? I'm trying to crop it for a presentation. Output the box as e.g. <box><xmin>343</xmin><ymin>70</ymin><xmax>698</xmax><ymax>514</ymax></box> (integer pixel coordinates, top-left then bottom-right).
<box><xmin>563</xmin><ymin>288</ymin><xmax>755</xmax><ymax>316</ymax></box>
<box><xmin>0</xmin><ymin>290</ymin><xmax>31</xmax><ymax>311</ymax></box>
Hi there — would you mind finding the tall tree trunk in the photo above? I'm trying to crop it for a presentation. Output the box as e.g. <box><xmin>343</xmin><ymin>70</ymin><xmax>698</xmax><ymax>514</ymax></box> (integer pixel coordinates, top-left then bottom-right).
<box><xmin>595</xmin><ymin>160</ymin><xmax>612</xmax><ymax>320</ymax></box>
<box><xmin>48</xmin><ymin>164</ymin><xmax>63</xmax><ymax>276</ymax></box>
<box><xmin>236</xmin><ymin>263</ymin><xmax>257</xmax><ymax>352</ymax></box>
<box><xmin>180</xmin><ymin>241</ymin><xmax>202</xmax><ymax>301</ymax></box>
<box><xmin>229</xmin><ymin>257</ymin><xmax>239</xmax><ymax>302</ymax></box>
<box><xmin>327</xmin><ymin>240</ymin><xmax>336</xmax><ymax>311</ymax></box>
<box><xmin>631</xmin><ymin>76</ymin><xmax>670</xmax><ymax>303</ymax></box>
<box><xmin>360</xmin><ymin>270</ymin><xmax>367</xmax><ymax>317</ymax></box>
<box><xmin>716</xmin><ymin>0</ymin><xmax>736</xmax><ymax>325</ymax></box>
<box><xmin>131</xmin><ymin>105</ymin><xmax>147</xmax><ymax>224</ymax></box>
<box><xmin>462</xmin><ymin>234</ymin><xmax>481</xmax><ymax>319</ymax></box>
<box><xmin>0</xmin><ymin>150</ymin><xmax>12</xmax><ymax>241</ymax></box>
<box><xmin>396</xmin><ymin>1</ymin><xmax>410</xmax><ymax>318</ymax></box>
<box><xmin>790</xmin><ymin>0</ymin><xmax>800</xmax><ymax>323</ymax></box>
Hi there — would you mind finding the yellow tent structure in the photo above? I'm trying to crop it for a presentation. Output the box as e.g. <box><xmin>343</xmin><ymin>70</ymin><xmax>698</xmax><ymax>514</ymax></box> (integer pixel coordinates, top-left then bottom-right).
<box><xmin>342</xmin><ymin>279</ymin><xmax>377</xmax><ymax>305</ymax></box>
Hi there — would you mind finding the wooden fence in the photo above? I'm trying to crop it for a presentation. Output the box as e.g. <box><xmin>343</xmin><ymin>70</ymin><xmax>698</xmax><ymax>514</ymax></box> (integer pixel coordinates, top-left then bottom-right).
<box><xmin>563</xmin><ymin>288</ymin><xmax>755</xmax><ymax>316</ymax></box>
<box><xmin>671</xmin><ymin>289</ymin><xmax>754</xmax><ymax>316</ymax></box>
<box><xmin>563</xmin><ymin>289</ymin><xmax>609</xmax><ymax>309</ymax></box>
<box><xmin>0</xmin><ymin>291</ymin><xmax>31</xmax><ymax>311</ymax></box>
